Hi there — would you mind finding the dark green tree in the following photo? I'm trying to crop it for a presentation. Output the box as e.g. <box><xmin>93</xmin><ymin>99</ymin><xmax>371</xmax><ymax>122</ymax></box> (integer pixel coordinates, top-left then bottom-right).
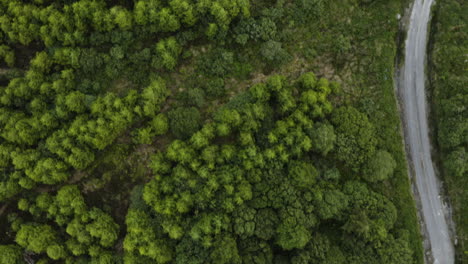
<box><xmin>331</xmin><ymin>106</ymin><xmax>377</xmax><ymax>170</ymax></box>
<box><xmin>362</xmin><ymin>150</ymin><xmax>396</xmax><ymax>182</ymax></box>
<box><xmin>168</xmin><ymin>107</ymin><xmax>202</xmax><ymax>139</ymax></box>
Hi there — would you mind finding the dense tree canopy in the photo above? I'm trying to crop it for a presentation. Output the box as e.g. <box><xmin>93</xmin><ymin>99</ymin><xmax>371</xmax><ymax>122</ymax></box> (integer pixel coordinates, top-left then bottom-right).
<box><xmin>132</xmin><ymin>73</ymin><xmax>411</xmax><ymax>263</ymax></box>
<box><xmin>0</xmin><ymin>0</ymin><xmax>424</xmax><ymax>263</ymax></box>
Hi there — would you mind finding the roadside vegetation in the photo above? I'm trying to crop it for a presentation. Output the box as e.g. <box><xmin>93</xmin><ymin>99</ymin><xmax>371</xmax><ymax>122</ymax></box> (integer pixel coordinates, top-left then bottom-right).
<box><xmin>0</xmin><ymin>0</ymin><xmax>423</xmax><ymax>263</ymax></box>
<box><xmin>430</xmin><ymin>0</ymin><xmax>467</xmax><ymax>262</ymax></box>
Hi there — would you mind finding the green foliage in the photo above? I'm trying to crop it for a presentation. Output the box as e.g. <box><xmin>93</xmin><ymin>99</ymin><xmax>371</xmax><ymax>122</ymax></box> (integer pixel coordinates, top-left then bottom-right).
<box><xmin>254</xmin><ymin>209</ymin><xmax>279</xmax><ymax>241</ymax></box>
<box><xmin>132</xmin><ymin>127</ymin><xmax>154</xmax><ymax>145</ymax></box>
<box><xmin>260</xmin><ymin>40</ymin><xmax>291</xmax><ymax>65</ymax></box>
<box><xmin>111</xmin><ymin>6</ymin><xmax>133</xmax><ymax>30</ymax></box>
<box><xmin>239</xmin><ymin>239</ymin><xmax>273</xmax><ymax>264</ymax></box>
<box><xmin>0</xmin><ymin>245</ymin><xmax>24</xmax><ymax>264</ymax></box>
<box><xmin>152</xmin><ymin>37</ymin><xmax>182</xmax><ymax>70</ymax></box>
<box><xmin>276</xmin><ymin>223</ymin><xmax>310</xmax><ymax>250</ymax></box>
<box><xmin>377</xmin><ymin>233</ymin><xmax>414</xmax><ymax>264</ymax></box>
<box><xmin>55</xmin><ymin>185</ymin><xmax>87</xmax><ymax>217</ymax></box>
<box><xmin>288</xmin><ymin>161</ymin><xmax>318</xmax><ymax>188</ymax></box>
<box><xmin>309</xmin><ymin>122</ymin><xmax>336</xmax><ymax>156</ymax></box>
<box><xmin>124</xmin><ymin>209</ymin><xmax>173</xmax><ymax>263</ymax></box>
<box><xmin>168</xmin><ymin>107</ymin><xmax>202</xmax><ymax>139</ymax></box>
<box><xmin>27</xmin><ymin>158</ymin><xmax>70</xmax><ymax>184</ymax></box>
<box><xmin>0</xmin><ymin>174</ymin><xmax>22</xmax><ymax>201</ymax></box>
<box><xmin>293</xmin><ymin>0</ymin><xmax>324</xmax><ymax>23</ymax></box>
<box><xmin>136</xmin><ymin>80</ymin><xmax>170</xmax><ymax>117</ymax></box>
<box><xmin>203</xmin><ymin>78</ymin><xmax>226</xmax><ymax>98</ymax></box>
<box><xmin>314</xmin><ymin>189</ymin><xmax>348</xmax><ymax>220</ymax></box>
<box><xmin>0</xmin><ymin>45</ymin><xmax>15</xmax><ymax>67</ymax></box>
<box><xmin>131</xmin><ymin>73</ymin><xmax>411</xmax><ymax>263</ymax></box>
<box><xmin>133</xmin><ymin>114</ymin><xmax>169</xmax><ymax>144</ymax></box>
<box><xmin>0</xmin><ymin>0</ymin><xmax>425</xmax><ymax>262</ymax></box>
<box><xmin>47</xmin><ymin>244</ymin><xmax>67</xmax><ymax>260</ymax></box>
<box><xmin>343</xmin><ymin>181</ymin><xmax>397</xmax><ymax>242</ymax></box>
<box><xmin>362</xmin><ymin>150</ymin><xmax>396</xmax><ymax>182</ymax></box>
<box><xmin>17</xmin><ymin>198</ymin><xmax>29</xmax><ymax>211</ymax></box>
<box><xmin>86</xmin><ymin>208</ymin><xmax>119</xmax><ymax>247</ymax></box>
<box><xmin>210</xmin><ymin>236</ymin><xmax>241</xmax><ymax>264</ymax></box>
<box><xmin>290</xmin><ymin>234</ymin><xmax>347</xmax><ymax>264</ymax></box>
<box><xmin>233</xmin><ymin>17</ymin><xmax>277</xmax><ymax>45</ymax></box>
<box><xmin>284</xmin><ymin>9</ymin><xmax>423</xmax><ymax>261</ymax></box>
<box><xmin>177</xmin><ymin>88</ymin><xmax>206</xmax><ymax>108</ymax></box>
<box><xmin>12</xmin><ymin>184</ymin><xmax>119</xmax><ymax>261</ymax></box>
<box><xmin>198</xmin><ymin>49</ymin><xmax>234</xmax><ymax>77</ymax></box>
<box><xmin>65</xmin><ymin>91</ymin><xmax>87</xmax><ymax>113</ymax></box>
<box><xmin>443</xmin><ymin>147</ymin><xmax>466</xmax><ymax>178</ymax></box>
<box><xmin>15</xmin><ymin>224</ymin><xmax>58</xmax><ymax>254</ymax></box>
<box><xmin>331</xmin><ymin>106</ymin><xmax>377</xmax><ymax>170</ymax></box>
<box><xmin>152</xmin><ymin>114</ymin><xmax>169</xmax><ymax>135</ymax></box>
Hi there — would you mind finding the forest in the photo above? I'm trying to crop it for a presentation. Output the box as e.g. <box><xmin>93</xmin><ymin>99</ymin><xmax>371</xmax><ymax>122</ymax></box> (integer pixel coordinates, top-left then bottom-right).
<box><xmin>430</xmin><ymin>0</ymin><xmax>467</xmax><ymax>262</ymax></box>
<box><xmin>0</xmin><ymin>0</ymin><xmax>431</xmax><ymax>263</ymax></box>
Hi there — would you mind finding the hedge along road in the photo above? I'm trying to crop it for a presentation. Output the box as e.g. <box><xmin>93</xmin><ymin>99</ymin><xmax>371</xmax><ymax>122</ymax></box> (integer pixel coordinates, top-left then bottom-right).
<box><xmin>400</xmin><ymin>0</ymin><xmax>455</xmax><ymax>263</ymax></box>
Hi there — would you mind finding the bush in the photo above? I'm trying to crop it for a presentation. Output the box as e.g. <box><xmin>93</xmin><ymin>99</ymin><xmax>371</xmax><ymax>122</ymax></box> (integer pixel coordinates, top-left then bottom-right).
<box><xmin>293</xmin><ymin>0</ymin><xmax>325</xmax><ymax>23</ymax></box>
<box><xmin>0</xmin><ymin>245</ymin><xmax>23</xmax><ymax>264</ymax></box>
<box><xmin>198</xmin><ymin>49</ymin><xmax>234</xmax><ymax>77</ymax></box>
<box><xmin>260</xmin><ymin>41</ymin><xmax>291</xmax><ymax>65</ymax></box>
<box><xmin>362</xmin><ymin>150</ymin><xmax>396</xmax><ymax>182</ymax></box>
<box><xmin>309</xmin><ymin>122</ymin><xmax>336</xmax><ymax>156</ymax></box>
<box><xmin>168</xmin><ymin>107</ymin><xmax>202</xmax><ymax>139</ymax></box>
<box><xmin>177</xmin><ymin>88</ymin><xmax>206</xmax><ymax>108</ymax></box>
<box><xmin>331</xmin><ymin>106</ymin><xmax>377</xmax><ymax>170</ymax></box>
<box><xmin>233</xmin><ymin>17</ymin><xmax>277</xmax><ymax>45</ymax></box>
<box><xmin>204</xmin><ymin>78</ymin><xmax>225</xmax><ymax>98</ymax></box>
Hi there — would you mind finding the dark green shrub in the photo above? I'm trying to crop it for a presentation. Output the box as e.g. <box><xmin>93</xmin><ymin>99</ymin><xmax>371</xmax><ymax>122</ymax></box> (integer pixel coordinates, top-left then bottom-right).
<box><xmin>168</xmin><ymin>107</ymin><xmax>202</xmax><ymax>139</ymax></box>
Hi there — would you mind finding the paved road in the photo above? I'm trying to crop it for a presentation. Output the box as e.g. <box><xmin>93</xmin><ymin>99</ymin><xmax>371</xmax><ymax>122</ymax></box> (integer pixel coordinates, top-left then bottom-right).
<box><xmin>400</xmin><ymin>0</ymin><xmax>455</xmax><ymax>263</ymax></box>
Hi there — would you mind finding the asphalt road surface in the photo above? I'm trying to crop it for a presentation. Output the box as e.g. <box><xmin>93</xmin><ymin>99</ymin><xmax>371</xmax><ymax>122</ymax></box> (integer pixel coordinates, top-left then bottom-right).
<box><xmin>400</xmin><ymin>0</ymin><xmax>455</xmax><ymax>263</ymax></box>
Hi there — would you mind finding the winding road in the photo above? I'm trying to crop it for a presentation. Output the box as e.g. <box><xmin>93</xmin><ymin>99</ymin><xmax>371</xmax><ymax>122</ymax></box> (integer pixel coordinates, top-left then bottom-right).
<box><xmin>400</xmin><ymin>0</ymin><xmax>455</xmax><ymax>263</ymax></box>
